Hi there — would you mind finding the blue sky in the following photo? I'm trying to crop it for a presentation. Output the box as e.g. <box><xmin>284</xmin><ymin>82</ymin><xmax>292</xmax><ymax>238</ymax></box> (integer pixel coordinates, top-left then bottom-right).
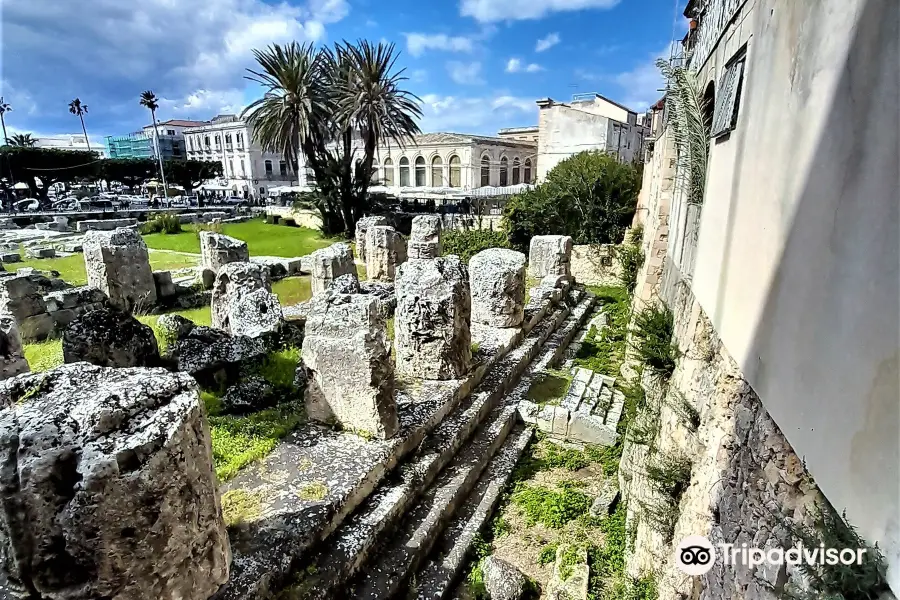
<box><xmin>0</xmin><ymin>0</ymin><xmax>686</xmax><ymax>145</ymax></box>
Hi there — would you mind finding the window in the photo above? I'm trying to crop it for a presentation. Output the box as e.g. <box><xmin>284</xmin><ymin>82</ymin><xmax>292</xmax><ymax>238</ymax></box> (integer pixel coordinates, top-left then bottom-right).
<box><xmin>240</xmin><ymin>160</ymin><xmax>245</xmax><ymax>176</ymax></box>
<box><xmin>264</xmin><ymin>159</ymin><xmax>273</xmax><ymax>175</ymax></box>
<box><xmin>167</xmin><ymin>129</ymin><xmax>175</xmax><ymax>136</ymax></box>
<box><xmin>383</xmin><ymin>158</ymin><xmax>394</xmax><ymax>186</ymax></box>
<box><xmin>524</xmin><ymin>158</ymin><xmax>532</xmax><ymax>184</ymax></box>
<box><xmin>259</xmin><ymin>187</ymin><xmax>265</xmax><ymax>196</ymax></box>
<box><xmin>415</xmin><ymin>156</ymin><xmax>426</xmax><ymax>186</ymax></box>
<box><xmin>237</xmin><ymin>133</ymin><xmax>243</xmax><ymax>147</ymax></box>
<box><xmin>204</xmin><ymin>136</ymin><xmax>210</xmax><ymax>148</ymax></box>
<box><xmin>399</xmin><ymin>157</ymin><xmax>410</xmax><ymax>186</ymax></box>
<box><xmin>512</xmin><ymin>158</ymin><xmax>520</xmax><ymax>185</ymax></box>
<box><xmin>279</xmin><ymin>160</ymin><xmax>288</xmax><ymax>177</ymax></box>
<box><xmin>431</xmin><ymin>156</ymin><xmax>443</xmax><ymax>186</ymax></box>
<box><xmin>480</xmin><ymin>155</ymin><xmax>490</xmax><ymax>187</ymax></box>
<box><xmin>499</xmin><ymin>156</ymin><xmax>508</xmax><ymax>186</ymax></box>
<box><xmin>225</xmin><ymin>133</ymin><xmax>232</xmax><ymax>145</ymax></box>
<box><xmin>449</xmin><ymin>155</ymin><xmax>461</xmax><ymax>187</ymax></box>
<box><xmin>215</xmin><ymin>135</ymin><xmax>221</xmax><ymax>148</ymax></box>
<box><xmin>711</xmin><ymin>51</ymin><xmax>746</xmax><ymax>138</ymax></box>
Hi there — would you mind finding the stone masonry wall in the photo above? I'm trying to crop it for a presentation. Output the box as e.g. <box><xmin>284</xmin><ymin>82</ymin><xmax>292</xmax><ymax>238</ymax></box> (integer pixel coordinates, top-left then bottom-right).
<box><xmin>570</xmin><ymin>244</ymin><xmax>622</xmax><ymax>287</ymax></box>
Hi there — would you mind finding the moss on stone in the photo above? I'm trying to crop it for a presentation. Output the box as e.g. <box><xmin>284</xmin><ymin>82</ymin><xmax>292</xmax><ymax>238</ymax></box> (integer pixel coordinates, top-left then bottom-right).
<box><xmin>221</xmin><ymin>489</ymin><xmax>263</xmax><ymax>527</ymax></box>
<box><xmin>526</xmin><ymin>370</ymin><xmax>572</xmax><ymax>406</ymax></box>
<box><xmin>298</xmin><ymin>481</ymin><xmax>328</xmax><ymax>501</ymax></box>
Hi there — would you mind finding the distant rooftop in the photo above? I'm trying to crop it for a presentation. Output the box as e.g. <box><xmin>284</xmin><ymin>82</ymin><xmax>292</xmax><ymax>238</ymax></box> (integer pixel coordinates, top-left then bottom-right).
<box><xmin>406</xmin><ymin>132</ymin><xmax>537</xmax><ymax>147</ymax></box>
<box><xmin>497</xmin><ymin>126</ymin><xmax>539</xmax><ymax>134</ymax></box>
<box><xmin>537</xmin><ymin>93</ymin><xmax>638</xmax><ymax>116</ymax></box>
<box><xmin>159</xmin><ymin>119</ymin><xmax>209</xmax><ymax>127</ymax></box>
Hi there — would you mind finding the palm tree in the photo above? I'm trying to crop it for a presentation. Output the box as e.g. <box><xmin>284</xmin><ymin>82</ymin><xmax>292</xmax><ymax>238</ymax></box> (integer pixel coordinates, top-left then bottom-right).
<box><xmin>68</xmin><ymin>98</ymin><xmax>92</xmax><ymax>152</ymax></box>
<box><xmin>0</xmin><ymin>98</ymin><xmax>11</xmax><ymax>145</ymax></box>
<box><xmin>8</xmin><ymin>133</ymin><xmax>36</xmax><ymax>147</ymax></box>
<box><xmin>139</xmin><ymin>90</ymin><xmax>169</xmax><ymax>200</ymax></box>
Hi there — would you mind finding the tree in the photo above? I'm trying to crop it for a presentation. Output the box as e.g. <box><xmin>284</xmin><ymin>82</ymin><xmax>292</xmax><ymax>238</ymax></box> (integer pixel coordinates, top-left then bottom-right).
<box><xmin>503</xmin><ymin>151</ymin><xmax>641</xmax><ymax>251</ymax></box>
<box><xmin>0</xmin><ymin>147</ymin><xmax>98</xmax><ymax>200</ymax></box>
<box><xmin>0</xmin><ymin>98</ymin><xmax>10</xmax><ymax>145</ymax></box>
<box><xmin>139</xmin><ymin>90</ymin><xmax>169</xmax><ymax>199</ymax></box>
<box><xmin>7</xmin><ymin>133</ymin><xmax>36</xmax><ymax>148</ymax></box>
<box><xmin>68</xmin><ymin>98</ymin><xmax>92</xmax><ymax>152</ymax></box>
<box><xmin>163</xmin><ymin>159</ymin><xmax>223</xmax><ymax>194</ymax></box>
<box><xmin>97</xmin><ymin>157</ymin><xmax>157</xmax><ymax>190</ymax></box>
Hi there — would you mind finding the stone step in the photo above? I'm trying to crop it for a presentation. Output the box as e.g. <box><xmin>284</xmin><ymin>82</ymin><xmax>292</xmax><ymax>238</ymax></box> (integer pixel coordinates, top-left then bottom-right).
<box><xmin>560</xmin><ymin>367</ymin><xmax>593</xmax><ymax>412</ymax></box>
<box><xmin>285</xmin><ymin>301</ymin><xmax>586</xmax><ymax>598</ymax></box>
<box><xmin>412</xmin><ymin>425</ymin><xmax>534</xmax><ymax>600</ymax></box>
<box><xmin>347</xmin><ymin>403</ymin><xmax>519</xmax><ymax>599</ymax></box>
<box><xmin>576</xmin><ymin>370</ymin><xmax>606</xmax><ymax>415</ymax></box>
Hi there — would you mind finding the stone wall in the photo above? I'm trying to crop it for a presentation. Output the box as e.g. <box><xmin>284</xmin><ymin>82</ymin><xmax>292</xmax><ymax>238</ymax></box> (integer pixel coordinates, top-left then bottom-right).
<box><xmin>570</xmin><ymin>244</ymin><xmax>621</xmax><ymax>287</ymax></box>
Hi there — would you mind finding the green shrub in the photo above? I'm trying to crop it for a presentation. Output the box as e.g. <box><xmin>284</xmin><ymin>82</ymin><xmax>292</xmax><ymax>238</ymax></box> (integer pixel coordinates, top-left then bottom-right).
<box><xmin>139</xmin><ymin>213</ymin><xmax>182</xmax><ymax>235</ymax></box>
<box><xmin>617</xmin><ymin>243</ymin><xmax>644</xmax><ymax>295</ymax></box>
<box><xmin>632</xmin><ymin>303</ymin><xmax>679</xmax><ymax>379</ymax></box>
<box><xmin>441</xmin><ymin>228</ymin><xmax>510</xmax><ymax>263</ymax></box>
<box><xmin>512</xmin><ymin>482</ymin><xmax>591</xmax><ymax>529</ymax></box>
<box><xmin>644</xmin><ymin>450</ymin><xmax>692</xmax><ymax>502</ymax></box>
<box><xmin>667</xmin><ymin>389</ymin><xmax>701</xmax><ymax>432</ymax></box>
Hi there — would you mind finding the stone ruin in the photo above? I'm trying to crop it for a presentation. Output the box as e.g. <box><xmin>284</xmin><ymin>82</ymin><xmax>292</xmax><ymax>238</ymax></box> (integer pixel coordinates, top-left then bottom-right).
<box><xmin>365</xmin><ymin>225</ymin><xmax>407</xmax><ymax>282</ymax></box>
<box><xmin>309</xmin><ymin>242</ymin><xmax>356</xmax><ymax>295</ymax></box>
<box><xmin>83</xmin><ymin>227</ymin><xmax>158</xmax><ymax>312</ymax></box>
<box><xmin>408</xmin><ymin>214</ymin><xmax>443</xmax><ymax>259</ymax></box>
<box><xmin>395</xmin><ymin>255</ymin><xmax>472</xmax><ymax>380</ymax></box>
<box><xmin>200</xmin><ymin>231</ymin><xmax>250</xmax><ymax>273</ymax></box>
<box><xmin>302</xmin><ymin>290</ymin><xmax>398</xmax><ymax>438</ymax></box>
<box><xmin>0</xmin><ymin>312</ymin><xmax>28</xmax><ymax>379</ymax></box>
<box><xmin>528</xmin><ymin>234</ymin><xmax>573</xmax><ymax>279</ymax></box>
<box><xmin>0</xmin><ymin>364</ymin><xmax>231</xmax><ymax>600</ymax></box>
<box><xmin>211</xmin><ymin>262</ymin><xmax>283</xmax><ymax>339</ymax></box>
<box><xmin>469</xmin><ymin>248</ymin><xmax>526</xmax><ymax>328</ymax></box>
<box><xmin>62</xmin><ymin>307</ymin><xmax>160</xmax><ymax>368</ymax></box>
<box><xmin>354</xmin><ymin>215</ymin><xmax>388</xmax><ymax>263</ymax></box>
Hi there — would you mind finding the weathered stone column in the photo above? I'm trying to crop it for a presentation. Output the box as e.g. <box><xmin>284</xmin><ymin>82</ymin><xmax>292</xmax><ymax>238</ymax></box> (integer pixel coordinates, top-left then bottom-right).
<box><xmin>310</xmin><ymin>243</ymin><xmax>356</xmax><ymax>295</ymax></box>
<box><xmin>302</xmin><ymin>291</ymin><xmax>398</xmax><ymax>439</ymax></box>
<box><xmin>83</xmin><ymin>227</ymin><xmax>158</xmax><ymax>312</ymax></box>
<box><xmin>366</xmin><ymin>225</ymin><xmax>407</xmax><ymax>282</ymax></box>
<box><xmin>0</xmin><ymin>312</ymin><xmax>29</xmax><ymax>379</ymax></box>
<box><xmin>355</xmin><ymin>215</ymin><xmax>388</xmax><ymax>263</ymax></box>
<box><xmin>0</xmin><ymin>273</ymin><xmax>53</xmax><ymax>340</ymax></box>
<box><xmin>211</xmin><ymin>262</ymin><xmax>282</xmax><ymax>337</ymax></box>
<box><xmin>408</xmin><ymin>215</ymin><xmax>443</xmax><ymax>259</ymax></box>
<box><xmin>199</xmin><ymin>231</ymin><xmax>250</xmax><ymax>272</ymax></box>
<box><xmin>395</xmin><ymin>256</ymin><xmax>472</xmax><ymax>379</ymax></box>
<box><xmin>0</xmin><ymin>363</ymin><xmax>231</xmax><ymax>599</ymax></box>
<box><xmin>528</xmin><ymin>235</ymin><xmax>574</xmax><ymax>279</ymax></box>
<box><xmin>469</xmin><ymin>248</ymin><xmax>526</xmax><ymax>328</ymax></box>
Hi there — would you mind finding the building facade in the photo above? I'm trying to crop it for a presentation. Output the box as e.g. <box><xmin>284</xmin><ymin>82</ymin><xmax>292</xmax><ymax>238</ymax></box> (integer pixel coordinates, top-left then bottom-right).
<box><xmin>183</xmin><ymin>114</ymin><xmax>298</xmax><ymax>199</ymax></box>
<box><xmin>105</xmin><ymin>119</ymin><xmax>207</xmax><ymax>161</ymax></box>
<box><xmin>534</xmin><ymin>93</ymin><xmax>648</xmax><ymax>181</ymax></box>
<box><xmin>35</xmin><ymin>134</ymin><xmax>106</xmax><ymax>157</ymax></box>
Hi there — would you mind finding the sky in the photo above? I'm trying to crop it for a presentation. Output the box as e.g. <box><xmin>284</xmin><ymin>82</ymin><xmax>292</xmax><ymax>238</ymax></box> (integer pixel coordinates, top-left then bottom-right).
<box><xmin>0</xmin><ymin>0</ymin><xmax>687</xmax><ymax>146</ymax></box>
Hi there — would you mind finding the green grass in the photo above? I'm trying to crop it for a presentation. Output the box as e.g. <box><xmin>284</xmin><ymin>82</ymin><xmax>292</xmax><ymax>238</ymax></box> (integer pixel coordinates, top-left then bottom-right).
<box><xmin>143</xmin><ymin>219</ymin><xmax>339</xmax><ymax>257</ymax></box>
<box><xmin>511</xmin><ymin>481</ymin><xmax>592</xmax><ymax>529</ymax></box>
<box><xmin>16</xmin><ymin>250</ymin><xmax>199</xmax><ymax>286</ymax></box>
<box><xmin>272</xmin><ymin>277</ymin><xmax>312</xmax><ymax>305</ymax></box>
<box><xmin>526</xmin><ymin>369</ymin><xmax>572</xmax><ymax>405</ymax></box>
<box><xmin>23</xmin><ymin>338</ymin><xmax>64</xmax><ymax>372</ymax></box>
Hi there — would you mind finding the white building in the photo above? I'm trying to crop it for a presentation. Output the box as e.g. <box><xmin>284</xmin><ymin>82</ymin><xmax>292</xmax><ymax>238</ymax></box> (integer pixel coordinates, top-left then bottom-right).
<box><xmin>534</xmin><ymin>93</ymin><xmax>648</xmax><ymax>181</ymax></box>
<box><xmin>34</xmin><ymin>134</ymin><xmax>106</xmax><ymax>157</ymax></box>
<box><xmin>182</xmin><ymin>115</ymin><xmax>298</xmax><ymax>199</ymax></box>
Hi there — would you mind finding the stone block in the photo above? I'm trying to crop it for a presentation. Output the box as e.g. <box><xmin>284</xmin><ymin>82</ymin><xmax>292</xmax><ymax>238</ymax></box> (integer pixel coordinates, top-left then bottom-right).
<box><xmin>528</xmin><ymin>235</ymin><xmax>573</xmax><ymax>278</ymax></box>
<box><xmin>395</xmin><ymin>256</ymin><xmax>471</xmax><ymax>380</ymax></box>
<box><xmin>0</xmin><ymin>313</ymin><xmax>29</xmax><ymax>380</ymax></box>
<box><xmin>76</xmin><ymin>218</ymin><xmax>138</xmax><ymax>232</ymax></box>
<box><xmin>309</xmin><ymin>243</ymin><xmax>356</xmax><ymax>295</ymax></box>
<box><xmin>199</xmin><ymin>231</ymin><xmax>250</xmax><ymax>272</ymax></box>
<box><xmin>82</xmin><ymin>227</ymin><xmax>157</xmax><ymax>312</ymax></box>
<box><xmin>49</xmin><ymin>308</ymin><xmax>78</xmax><ymax>328</ymax></box>
<box><xmin>0</xmin><ymin>364</ymin><xmax>231</xmax><ymax>599</ymax></box>
<box><xmin>567</xmin><ymin>413</ymin><xmax>616</xmax><ymax>446</ymax></box>
<box><xmin>62</xmin><ymin>307</ymin><xmax>160</xmax><ymax>368</ymax></box>
<box><xmin>355</xmin><ymin>215</ymin><xmax>388</xmax><ymax>262</ymax></box>
<box><xmin>25</xmin><ymin>246</ymin><xmax>56</xmax><ymax>259</ymax></box>
<box><xmin>365</xmin><ymin>225</ymin><xmax>407</xmax><ymax>282</ymax></box>
<box><xmin>469</xmin><ymin>248</ymin><xmax>526</xmax><ymax>328</ymax></box>
<box><xmin>200</xmin><ymin>267</ymin><xmax>216</xmax><ymax>289</ymax></box>
<box><xmin>228</xmin><ymin>287</ymin><xmax>284</xmax><ymax>339</ymax></box>
<box><xmin>0</xmin><ymin>274</ymin><xmax>48</xmax><ymax>322</ymax></box>
<box><xmin>210</xmin><ymin>262</ymin><xmax>275</xmax><ymax>337</ymax></box>
<box><xmin>408</xmin><ymin>214</ymin><xmax>442</xmax><ymax>259</ymax></box>
<box><xmin>0</xmin><ymin>253</ymin><xmax>20</xmax><ymax>263</ymax></box>
<box><xmin>153</xmin><ymin>270</ymin><xmax>177</xmax><ymax>298</ymax></box>
<box><xmin>481</xmin><ymin>556</ymin><xmax>527</xmax><ymax>600</ymax></box>
<box><xmin>302</xmin><ymin>291</ymin><xmax>398</xmax><ymax>439</ymax></box>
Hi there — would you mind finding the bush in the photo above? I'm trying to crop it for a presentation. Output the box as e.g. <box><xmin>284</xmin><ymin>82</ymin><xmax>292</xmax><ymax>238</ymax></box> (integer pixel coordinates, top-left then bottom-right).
<box><xmin>632</xmin><ymin>304</ymin><xmax>679</xmax><ymax>379</ymax></box>
<box><xmin>442</xmin><ymin>228</ymin><xmax>510</xmax><ymax>263</ymax></box>
<box><xmin>503</xmin><ymin>151</ymin><xmax>641</xmax><ymax>251</ymax></box>
<box><xmin>139</xmin><ymin>213</ymin><xmax>182</xmax><ymax>235</ymax></box>
<box><xmin>617</xmin><ymin>244</ymin><xmax>644</xmax><ymax>295</ymax></box>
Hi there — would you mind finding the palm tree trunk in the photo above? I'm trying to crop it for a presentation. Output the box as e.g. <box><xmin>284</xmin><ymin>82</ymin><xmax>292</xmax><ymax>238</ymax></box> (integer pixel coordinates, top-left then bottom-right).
<box><xmin>151</xmin><ymin>109</ymin><xmax>169</xmax><ymax>200</ymax></box>
<box><xmin>340</xmin><ymin>129</ymin><xmax>354</xmax><ymax>233</ymax></box>
<box><xmin>0</xmin><ymin>115</ymin><xmax>7</xmax><ymax>145</ymax></box>
<box><xmin>79</xmin><ymin>114</ymin><xmax>91</xmax><ymax>152</ymax></box>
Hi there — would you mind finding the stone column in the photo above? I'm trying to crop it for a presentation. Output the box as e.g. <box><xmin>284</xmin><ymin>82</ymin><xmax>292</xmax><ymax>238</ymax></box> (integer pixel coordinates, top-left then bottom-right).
<box><xmin>0</xmin><ymin>312</ymin><xmax>29</xmax><ymax>379</ymax></box>
<box><xmin>355</xmin><ymin>215</ymin><xmax>388</xmax><ymax>263</ymax></box>
<box><xmin>199</xmin><ymin>231</ymin><xmax>250</xmax><ymax>272</ymax></box>
<box><xmin>310</xmin><ymin>243</ymin><xmax>356</xmax><ymax>295</ymax></box>
<box><xmin>408</xmin><ymin>215</ymin><xmax>443</xmax><ymax>259</ymax></box>
<box><xmin>528</xmin><ymin>235</ymin><xmax>574</xmax><ymax>279</ymax></box>
<box><xmin>395</xmin><ymin>256</ymin><xmax>472</xmax><ymax>380</ymax></box>
<box><xmin>302</xmin><ymin>291</ymin><xmax>398</xmax><ymax>439</ymax></box>
<box><xmin>366</xmin><ymin>225</ymin><xmax>407</xmax><ymax>282</ymax></box>
<box><xmin>83</xmin><ymin>227</ymin><xmax>158</xmax><ymax>312</ymax></box>
<box><xmin>211</xmin><ymin>262</ymin><xmax>282</xmax><ymax>337</ymax></box>
<box><xmin>469</xmin><ymin>248</ymin><xmax>526</xmax><ymax>328</ymax></box>
<box><xmin>0</xmin><ymin>363</ymin><xmax>231</xmax><ymax>599</ymax></box>
<box><xmin>0</xmin><ymin>273</ymin><xmax>53</xmax><ymax>341</ymax></box>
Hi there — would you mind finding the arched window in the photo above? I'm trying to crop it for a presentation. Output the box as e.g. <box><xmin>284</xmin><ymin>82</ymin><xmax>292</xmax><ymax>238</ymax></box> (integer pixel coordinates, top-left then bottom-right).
<box><xmin>383</xmin><ymin>158</ymin><xmax>394</xmax><ymax>186</ymax></box>
<box><xmin>431</xmin><ymin>156</ymin><xmax>443</xmax><ymax>186</ymax></box>
<box><xmin>415</xmin><ymin>156</ymin><xmax>426</xmax><ymax>186</ymax></box>
<box><xmin>524</xmin><ymin>158</ymin><xmax>532</xmax><ymax>184</ymax></box>
<box><xmin>264</xmin><ymin>159</ymin><xmax>273</xmax><ymax>175</ymax></box>
<box><xmin>480</xmin><ymin>155</ymin><xmax>490</xmax><ymax>187</ymax></box>
<box><xmin>512</xmin><ymin>158</ymin><xmax>521</xmax><ymax>185</ymax></box>
<box><xmin>499</xmin><ymin>156</ymin><xmax>508</xmax><ymax>186</ymax></box>
<box><xmin>399</xmin><ymin>157</ymin><xmax>410</xmax><ymax>186</ymax></box>
<box><xmin>449</xmin><ymin>155</ymin><xmax>461</xmax><ymax>187</ymax></box>
<box><xmin>279</xmin><ymin>160</ymin><xmax>288</xmax><ymax>177</ymax></box>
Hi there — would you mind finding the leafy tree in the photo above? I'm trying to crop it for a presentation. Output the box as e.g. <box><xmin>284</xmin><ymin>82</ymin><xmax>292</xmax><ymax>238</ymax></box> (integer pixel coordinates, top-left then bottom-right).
<box><xmin>163</xmin><ymin>159</ymin><xmax>223</xmax><ymax>194</ymax></box>
<box><xmin>0</xmin><ymin>147</ymin><xmax>98</xmax><ymax>199</ymax></box>
<box><xmin>98</xmin><ymin>157</ymin><xmax>157</xmax><ymax>189</ymax></box>
<box><xmin>7</xmin><ymin>133</ymin><xmax>36</xmax><ymax>148</ymax></box>
<box><xmin>68</xmin><ymin>98</ymin><xmax>92</xmax><ymax>152</ymax></box>
<box><xmin>503</xmin><ymin>151</ymin><xmax>641</xmax><ymax>251</ymax></box>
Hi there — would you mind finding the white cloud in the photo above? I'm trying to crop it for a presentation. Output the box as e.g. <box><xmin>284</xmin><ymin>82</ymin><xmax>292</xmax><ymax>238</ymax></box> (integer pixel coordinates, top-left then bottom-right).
<box><xmin>460</xmin><ymin>0</ymin><xmax>620</xmax><ymax>23</ymax></box>
<box><xmin>417</xmin><ymin>93</ymin><xmax>536</xmax><ymax>134</ymax></box>
<box><xmin>158</xmin><ymin>89</ymin><xmax>246</xmax><ymax>118</ymax></box>
<box><xmin>506</xmin><ymin>58</ymin><xmax>544</xmax><ymax>73</ymax></box>
<box><xmin>404</xmin><ymin>33</ymin><xmax>475</xmax><ymax>57</ymax></box>
<box><xmin>410</xmin><ymin>69</ymin><xmax>429</xmax><ymax>83</ymax></box>
<box><xmin>447</xmin><ymin>61</ymin><xmax>484</xmax><ymax>85</ymax></box>
<box><xmin>613</xmin><ymin>44</ymin><xmax>675</xmax><ymax>111</ymax></box>
<box><xmin>535</xmin><ymin>32</ymin><xmax>560</xmax><ymax>52</ymax></box>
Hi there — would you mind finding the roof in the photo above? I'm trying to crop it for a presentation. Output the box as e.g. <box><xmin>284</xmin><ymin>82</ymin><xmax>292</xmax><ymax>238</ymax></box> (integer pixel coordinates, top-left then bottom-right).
<box><xmin>159</xmin><ymin>119</ymin><xmax>209</xmax><ymax>127</ymax></box>
<box><xmin>497</xmin><ymin>126</ymin><xmax>539</xmax><ymax>134</ymax></box>
<box><xmin>570</xmin><ymin>93</ymin><xmax>637</xmax><ymax>116</ymax></box>
<box><xmin>400</xmin><ymin>131</ymin><xmax>536</xmax><ymax>148</ymax></box>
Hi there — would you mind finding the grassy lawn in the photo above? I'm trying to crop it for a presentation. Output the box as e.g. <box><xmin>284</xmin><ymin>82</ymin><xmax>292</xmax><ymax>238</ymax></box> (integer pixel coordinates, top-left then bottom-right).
<box><xmin>143</xmin><ymin>219</ymin><xmax>339</xmax><ymax>257</ymax></box>
<box><xmin>15</xmin><ymin>250</ymin><xmax>199</xmax><ymax>286</ymax></box>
